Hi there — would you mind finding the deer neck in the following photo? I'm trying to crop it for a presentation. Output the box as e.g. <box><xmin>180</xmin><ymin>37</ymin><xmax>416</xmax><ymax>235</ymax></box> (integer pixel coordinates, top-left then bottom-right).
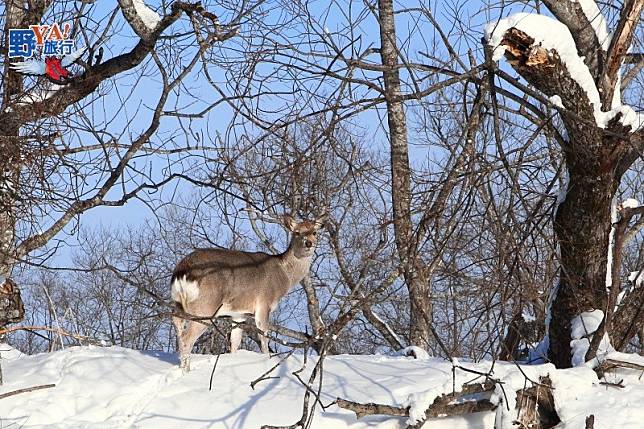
<box><xmin>279</xmin><ymin>247</ymin><xmax>312</xmax><ymax>288</ymax></box>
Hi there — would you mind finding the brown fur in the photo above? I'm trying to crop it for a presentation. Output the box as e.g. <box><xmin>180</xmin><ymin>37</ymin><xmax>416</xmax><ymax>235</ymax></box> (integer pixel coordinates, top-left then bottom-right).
<box><xmin>172</xmin><ymin>215</ymin><xmax>326</xmax><ymax>371</ymax></box>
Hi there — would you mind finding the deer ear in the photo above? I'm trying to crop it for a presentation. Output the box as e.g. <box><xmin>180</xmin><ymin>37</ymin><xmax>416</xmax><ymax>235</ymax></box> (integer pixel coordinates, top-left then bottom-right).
<box><xmin>314</xmin><ymin>213</ymin><xmax>328</xmax><ymax>230</ymax></box>
<box><xmin>282</xmin><ymin>215</ymin><xmax>298</xmax><ymax>231</ymax></box>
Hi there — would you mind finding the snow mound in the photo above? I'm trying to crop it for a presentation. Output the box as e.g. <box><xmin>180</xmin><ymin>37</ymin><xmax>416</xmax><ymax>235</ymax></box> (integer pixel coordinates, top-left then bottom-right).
<box><xmin>399</xmin><ymin>346</ymin><xmax>430</xmax><ymax>359</ymax></box>
<box><xmin>1</xmin><ymin>346</ymin><xmax>643</xmax><ymax>428</ymax></box>
<box><xmin>569</xmin><ymin>310</ymin><xmax>615</xmax><ymax>367</ymax></box>
<box><xmin>0</xmin><ymin>343</ymin><xmax>24</xmax><ymax>362</ymax></box>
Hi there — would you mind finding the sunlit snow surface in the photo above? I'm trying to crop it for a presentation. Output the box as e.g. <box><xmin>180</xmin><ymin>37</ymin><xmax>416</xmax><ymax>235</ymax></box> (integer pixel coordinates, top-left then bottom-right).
<box><xmin>1</xmin><ymin>345</ymin><xmax>643</xmax><ymax>428</ymax></box>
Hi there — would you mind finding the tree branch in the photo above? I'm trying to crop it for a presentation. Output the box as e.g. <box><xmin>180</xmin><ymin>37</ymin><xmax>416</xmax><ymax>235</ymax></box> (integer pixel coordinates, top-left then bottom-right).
<box><xmin>1</xmin><ymin>1</ymin><xmax>235</xmax><ymax>129</ymax></box>
<box><xmin>541</xmin><ymin>0</ymin><xmax>606</xmax><ymax>79</ymax></box>
<box><xmin>601</xmin><ymin>0</ymin><xmax>643</xmax><ymax>108</ymax></box>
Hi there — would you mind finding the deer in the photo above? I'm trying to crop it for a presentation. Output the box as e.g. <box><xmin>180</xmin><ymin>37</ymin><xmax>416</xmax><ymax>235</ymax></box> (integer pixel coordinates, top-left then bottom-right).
<box><xmin>171</xmin><ymin>213</ymin><xmax>327</xmax><ymax>372</ymax></box>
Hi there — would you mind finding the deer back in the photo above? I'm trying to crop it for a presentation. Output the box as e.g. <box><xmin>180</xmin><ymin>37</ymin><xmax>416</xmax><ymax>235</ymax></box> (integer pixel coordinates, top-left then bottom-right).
<box><xmin>173</xmin><ymin>248</ymin><xmax>295</xmax><ymax>313</ymax></box>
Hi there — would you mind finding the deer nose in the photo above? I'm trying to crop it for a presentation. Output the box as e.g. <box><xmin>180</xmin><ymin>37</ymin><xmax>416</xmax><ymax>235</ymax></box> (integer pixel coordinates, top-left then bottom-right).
<box><xmin>305</xmin><ymin>240</ymin><xmax>313</xmax><ymax>248</ymax></box>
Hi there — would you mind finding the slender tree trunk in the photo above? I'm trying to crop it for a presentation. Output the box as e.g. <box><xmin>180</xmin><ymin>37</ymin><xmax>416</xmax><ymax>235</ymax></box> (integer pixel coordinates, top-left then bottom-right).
<box><xmin>0</xmin><ymin>0</ymin><xmax>25</xmax><ymax>279</ymax></box>
<box><xmin>0</xmin><ymin>1</ymin><xmax>27</xmax><ymax>330</ymax></box>
<box><xmin>377</xmin><ymin>0</ymin><xmax>431</xmax><ymax>347</ymax></box>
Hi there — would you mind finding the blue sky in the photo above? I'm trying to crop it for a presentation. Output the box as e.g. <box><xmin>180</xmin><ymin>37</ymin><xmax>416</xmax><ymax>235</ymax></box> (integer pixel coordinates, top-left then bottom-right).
<box><xmin>32</xmin><ymin>0</ymin><xmax>539</xmax><ymax>268</ymax></box>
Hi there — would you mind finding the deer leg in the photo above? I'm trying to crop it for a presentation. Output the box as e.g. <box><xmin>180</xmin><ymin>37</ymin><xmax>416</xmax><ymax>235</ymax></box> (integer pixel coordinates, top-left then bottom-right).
<box><xmin>172</xmin><ymin>314</ymin><xmax>187</xmax><ymax>369</ymax></box>
<box><xmin>255</xmin><ymin>307</ymin><xmax>270</xmax><ymax>354</ymax></box>
<box><xmin>230</xmin><ymin>317</ymin><xmax>244</xmax><ymax>353</ymax></box>
<box><xmin>179</xmin><ymin>320</ymin><xmax>207</xmax><ymax>373</ymax></box>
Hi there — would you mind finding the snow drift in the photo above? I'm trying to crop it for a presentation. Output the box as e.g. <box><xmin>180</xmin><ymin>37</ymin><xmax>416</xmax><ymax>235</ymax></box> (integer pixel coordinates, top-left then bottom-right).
<box><xmin>1</xmin><ymin>345</ymin><xmax>643</xmax><ymax>428</ymax></box>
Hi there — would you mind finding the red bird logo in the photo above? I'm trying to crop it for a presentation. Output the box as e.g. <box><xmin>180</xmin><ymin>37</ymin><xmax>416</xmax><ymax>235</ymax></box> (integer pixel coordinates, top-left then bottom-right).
<box><xmin>10</xmin><ymin>46</ymin><xmax>85</xmax><ymax>84</ymax></box>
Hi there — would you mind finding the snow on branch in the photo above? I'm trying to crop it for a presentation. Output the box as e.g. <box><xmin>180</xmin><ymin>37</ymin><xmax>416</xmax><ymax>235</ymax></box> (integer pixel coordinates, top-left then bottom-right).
<box><xmin>574</xmin><ymin>0</ymin><xmax>611</xmax><ymax>50</ymax></box>
<box><xmin>619</xmin><ymin>198</ymin><xmax>640</xmax><ymax>210</ymax></box>
<box><xmin>119</xmin><ymin>0</ymin><xmax>161</xmax><ymax>39</ymax></box>
<box><xmin>601</xmin><ymin>0</ymin><xmax>644</xmax><ymax>107</ymax></box>
<box><xmin>132</xmin><ymin>0</ymin><xmax>161</xmax><ymax>29</ymax></box>
<box><xmin>628</xmin><ymin>270</ymin><xmax>643</xmax><ymax>288</ymax></box>
<box><xmin>485</xmin><ymin>13</ymin><xmax>644</xmax><ymax>131</ymax></box>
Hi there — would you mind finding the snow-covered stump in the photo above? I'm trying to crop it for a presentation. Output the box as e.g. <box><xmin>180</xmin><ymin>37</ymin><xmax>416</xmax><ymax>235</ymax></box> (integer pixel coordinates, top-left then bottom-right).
<box><xmin>514</xmin><ymin>376</ymin><xmax>560</xmax><ymax>429</ymax></box>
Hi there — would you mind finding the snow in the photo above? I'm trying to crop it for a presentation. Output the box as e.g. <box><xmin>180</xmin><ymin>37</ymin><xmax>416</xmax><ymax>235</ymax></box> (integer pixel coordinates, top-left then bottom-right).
<box><xmin>485</xmin><ymin>13</ymin><xmax>601</xmax><ymax>108</ymax></box>
<box><xmin>485</xmin><ymin>13</ymin><xmax>644</xmax><ymax>131</ymax></box>
<box><xmin>549</xmin><ymin>94</ymin><xmax>564</xmax><ymax>109</ymax></box>
<box><xmin>399</xmin><ymin>346</ymin><xmax>430</xmax><ymax>359</ymax></box>
<box><xmin>527</xmin><ymin>335</ymin><xmax>549</xmax><ymax>363</ymax></box>
<box><xmin>628</xmin><ymin>270</ymin><xmax>643</xmax><ymax>287</ymax></box>
<box><xmin>570</xmin><ymin>310</ymin><xmax>615</xmax><ymax>367</ymax></box>
<box><xmin>132</xmin><ymin>0</ymin><xmax>161</xmax><ymax>30</ymax></box>
<box><xmin>570</xmin><ymin>310</ymin><xmax>603</xmax><ymax>340</ymax></box>
<box><xmin>573</xmin><ymin>0</ymin><xmax>611</xmax><ymax>49</ymax></box>
<box><xmin>1</xmin><ymin>346</ymin><xmax>644</xmax><ymax>428</ymax></box>
<box><xmin>369</xmin><ymin>308</ymin><xmax>405</xmax><ymax>348</ymax></box>
<box><xmin>521</xmin><ymin>311</ymin><xmax>536</xmax><ymax>323</ymax></box>
<box><xmin>17</xmin><ymin>84</ymin><xmax>62</xmax><ymax>105</ymax></box>
<box><xmin>606</xmin><ymin>200</ymin><xmax>618</xmax><ymax>290</ymax></box>
<box><xmin>620</xmin><ymin>198</ymin><xmax>640</xmax><ymax>210</ymax></box>
<box><xmin>0</xmin><ymin>343</ymin><xmax>24</xmax><ymax>362</ymax></box>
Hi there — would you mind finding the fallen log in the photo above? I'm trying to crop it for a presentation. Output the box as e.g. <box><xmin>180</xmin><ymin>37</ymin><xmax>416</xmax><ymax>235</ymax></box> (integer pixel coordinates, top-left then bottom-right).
<box><xmin>595</xmin><ymin>358</ymin><xmax>644</xmax><ymax>377</ymax></box>
<box><xmin>336</xmin><ymin>380</ymin><xmax>496</xmax><ymax>425</ymax></box>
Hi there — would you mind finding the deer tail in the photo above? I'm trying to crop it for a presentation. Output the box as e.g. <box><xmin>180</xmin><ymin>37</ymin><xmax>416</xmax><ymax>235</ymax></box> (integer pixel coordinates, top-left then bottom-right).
<box><xmin>170</xmin><ymin>274</ymin><xmax>200</xmax><ymax>310</ymax></box>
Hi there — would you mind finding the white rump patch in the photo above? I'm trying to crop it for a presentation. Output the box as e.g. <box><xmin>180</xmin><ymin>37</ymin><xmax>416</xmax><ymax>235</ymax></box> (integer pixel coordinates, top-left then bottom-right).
<box><xmin>171</xmin><ymin>276</ymin><xmax>200</xmax><ymax>304</ymax></box>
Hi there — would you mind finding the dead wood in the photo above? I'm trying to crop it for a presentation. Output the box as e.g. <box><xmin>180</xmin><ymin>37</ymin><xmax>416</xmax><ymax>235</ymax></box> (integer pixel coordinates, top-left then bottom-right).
<box><xmin>336</xmin><ymin>381</ymin><xmax>496</xmax><ymax>423</ymax></box>
<box><xmin>0</xmin><ymin>278</ymin><xmax>24</xmax><ymax>327</ymax></box>
<box><xmin>514</xmin><ymin>376</ymin><xmax>560</xmax><ymax>429</ymax></box>
<box><xmin>0</xmin><ymin>383</ymin><xmax>55</xmax><ymax>400</ymax></box>
<box><xmin>595</xmin><ymin>358</ymin><xmax>644</xmax><ymax>377</ymax></box>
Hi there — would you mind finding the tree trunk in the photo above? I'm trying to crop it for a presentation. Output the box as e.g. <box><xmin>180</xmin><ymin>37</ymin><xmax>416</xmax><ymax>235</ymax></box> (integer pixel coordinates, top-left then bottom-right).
<box><xmin>549</xmin><ymin>167</ymin><xmax>617</xmax><ymax>367</ymax></box>
<box><xmin>377</xmin><ymin>0</ymin><xmax>431</xmax><ymax>347</ymax></box>
<box><xmin>0</xmin><ymin>0</ymin><xmax>26</xmax><ymax>279</ymax></box>
<box><xmin>491</xmin><ymin>22</ymin><xmax>644</xmax><ymax>367</ymax></box>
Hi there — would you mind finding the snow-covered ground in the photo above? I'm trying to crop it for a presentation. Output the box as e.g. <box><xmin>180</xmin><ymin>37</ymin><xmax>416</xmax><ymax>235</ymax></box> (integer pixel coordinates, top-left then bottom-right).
<box><xmin>0</xmin><ymin>345</ymin><xmax>643</xmax><ymax>428</ymax></box>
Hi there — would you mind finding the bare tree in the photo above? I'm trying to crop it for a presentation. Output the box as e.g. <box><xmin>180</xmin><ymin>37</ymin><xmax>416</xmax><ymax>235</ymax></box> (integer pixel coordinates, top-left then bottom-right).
<box><xmin>0</xmin><ymin>0</ymin><xmax>247</xmax><ymax>328</ymax></box>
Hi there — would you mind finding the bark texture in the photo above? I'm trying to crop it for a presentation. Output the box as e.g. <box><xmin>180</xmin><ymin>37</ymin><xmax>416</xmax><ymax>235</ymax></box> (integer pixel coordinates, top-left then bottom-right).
<box><xmin>378</xmin><ymin>0</ymin><xmax>431</xmax><ymax>348</ymax></box>
<box><xmin>0</xmin><ymin>278</ymin><xmax>24</xmax><ymax>326</ymax></box>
